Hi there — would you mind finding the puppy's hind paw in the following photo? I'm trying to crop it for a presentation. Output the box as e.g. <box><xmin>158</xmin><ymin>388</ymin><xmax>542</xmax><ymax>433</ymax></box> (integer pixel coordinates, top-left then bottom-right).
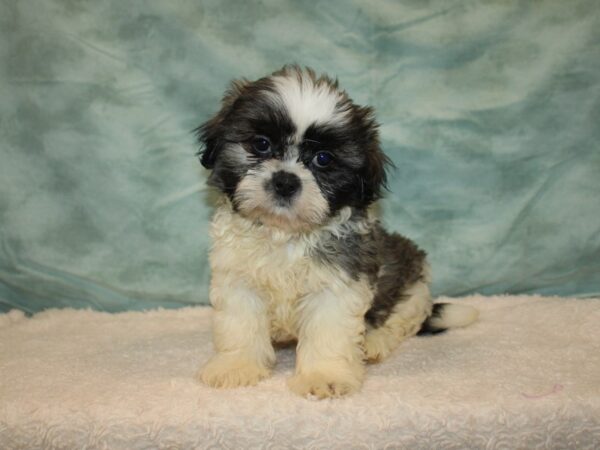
<box><xmin>363</xmin><ymin>332</ymin><xmax>392</xmax><ymax>364</ymax></box>
<box><xmin>198</xmin><ymin>354</ymin><xmax>270</xmax><ymax>389</ymax></box>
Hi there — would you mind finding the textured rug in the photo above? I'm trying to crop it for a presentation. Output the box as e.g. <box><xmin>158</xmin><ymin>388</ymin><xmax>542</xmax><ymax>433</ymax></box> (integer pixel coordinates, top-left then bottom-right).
<box><xmin>1</xmin><ymin>295</ymin><xmax>599</xmax><ymax>449</ymax></box>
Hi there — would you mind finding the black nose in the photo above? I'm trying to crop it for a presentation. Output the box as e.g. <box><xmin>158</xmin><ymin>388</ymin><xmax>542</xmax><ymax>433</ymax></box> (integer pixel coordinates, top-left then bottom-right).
<box><xmin>271</xmin><ymin>171</ymin><xmax>301</xmax><ymax>198</ymax></box>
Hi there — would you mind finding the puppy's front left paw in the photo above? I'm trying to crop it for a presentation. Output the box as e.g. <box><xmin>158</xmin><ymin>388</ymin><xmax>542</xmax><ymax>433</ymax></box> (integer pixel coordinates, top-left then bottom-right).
<box><xmin>198</xmin><ymin>354</ymin><xmax>270</xmax><ymax>388</ymax></box>
<box><xmin>288</xmin><ymin>371</ymin><xmax>362</xmax><ymax>399</ymax></box>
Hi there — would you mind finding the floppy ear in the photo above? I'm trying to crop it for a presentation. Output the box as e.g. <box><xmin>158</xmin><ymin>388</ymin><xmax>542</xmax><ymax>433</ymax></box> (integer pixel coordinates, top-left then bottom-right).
<box><xmin>356</xmin><ymin>107</ymin><xmax>392</xmax><ymax>203</ymax></box>
<box><xmin>196</xmin><ymin>79</ymin><xmax>249</xmax><ymax>169</ymax></box>
<box><xmin>362</xmin><ymin>137</ymin><xmax>391</xmax><ymax>203</ymax></box>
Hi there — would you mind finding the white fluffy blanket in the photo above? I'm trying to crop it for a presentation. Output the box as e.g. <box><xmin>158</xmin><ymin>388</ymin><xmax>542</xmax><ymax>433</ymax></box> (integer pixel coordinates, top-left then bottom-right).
<box><xmin>1</xmin><ymin>295</ymin><xmax>599</xmax><ymax>449</ymax></box>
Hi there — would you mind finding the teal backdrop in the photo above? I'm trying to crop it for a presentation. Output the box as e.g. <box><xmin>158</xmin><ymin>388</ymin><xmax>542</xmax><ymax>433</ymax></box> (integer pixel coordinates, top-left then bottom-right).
<box><xmin>1</xmin><ymin>0</ymin><xmax>599</xmax><ymax>313</ymax></box>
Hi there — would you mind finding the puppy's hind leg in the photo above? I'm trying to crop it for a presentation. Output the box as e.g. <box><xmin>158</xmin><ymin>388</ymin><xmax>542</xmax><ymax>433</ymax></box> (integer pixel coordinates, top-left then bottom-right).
<box><xmin>363</xmin><ymin>280</ymin><xmax>432</xmax><ymax>363</ymax></box>
<box><xmin>198</xmin><ymin>273</ymin><xmax>275</xmax><ymax>388</ymax></box>
<box><xmin>364</xmin><ymin>280</ymin><xmax>479</xmax><ymax>363</ymax></box>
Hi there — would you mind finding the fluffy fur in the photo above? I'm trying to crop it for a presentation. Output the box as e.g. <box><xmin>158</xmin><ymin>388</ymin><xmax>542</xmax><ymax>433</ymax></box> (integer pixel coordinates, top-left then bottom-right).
<box><xmin>196</xmin><ymin>65</ymin><xmax>478</xmax><ymax>398</ymax></box>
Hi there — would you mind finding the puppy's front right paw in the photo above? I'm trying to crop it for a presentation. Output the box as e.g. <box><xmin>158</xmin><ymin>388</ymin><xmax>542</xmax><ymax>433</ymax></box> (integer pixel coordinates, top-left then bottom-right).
<box><xmin>197</xmin><ymin>354</ymin><xmax>270</xmax><ymax>388</ymax></box>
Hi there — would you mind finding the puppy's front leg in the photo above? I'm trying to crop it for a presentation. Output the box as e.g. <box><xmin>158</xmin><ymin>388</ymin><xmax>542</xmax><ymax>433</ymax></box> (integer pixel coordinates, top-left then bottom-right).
<box><xmin>289</xmin><ymin>282</ymin><xmax>369</xmax><ymax>399</ymax></box>
<box><xmin>199</xmin><ymin>274</ymin><xmax>275</xmax><ymax>388</ymax></box>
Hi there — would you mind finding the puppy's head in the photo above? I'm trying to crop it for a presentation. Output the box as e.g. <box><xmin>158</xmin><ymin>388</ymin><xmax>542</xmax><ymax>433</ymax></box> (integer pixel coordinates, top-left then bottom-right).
<box><xmin>197</xmin><ymin>65</ymin><xmax>390</xmax><ymax>232</ymax></box>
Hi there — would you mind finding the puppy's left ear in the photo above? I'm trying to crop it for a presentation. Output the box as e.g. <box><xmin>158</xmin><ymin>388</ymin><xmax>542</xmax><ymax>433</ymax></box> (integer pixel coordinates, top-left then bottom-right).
<box><xmin>363</xmin><ymin>140</ymin><xmax>391</xmax><ymax>203</ymax></box>
<box><xmin>196</xmin><ymin>79</ymin><xmax>249</xmax><ymax>169</ymax></box>
<box><xmin>358</xmin><ymin>107</ymin><xmax>392</xmax><ymax>203</ymax></box>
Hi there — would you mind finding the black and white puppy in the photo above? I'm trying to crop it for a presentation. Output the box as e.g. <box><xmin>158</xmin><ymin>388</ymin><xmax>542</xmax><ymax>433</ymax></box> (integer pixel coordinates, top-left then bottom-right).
<box><xmin>196</xmin><ymin>65</ymin><xmax>477</xmax><ymax>398</ymax></box>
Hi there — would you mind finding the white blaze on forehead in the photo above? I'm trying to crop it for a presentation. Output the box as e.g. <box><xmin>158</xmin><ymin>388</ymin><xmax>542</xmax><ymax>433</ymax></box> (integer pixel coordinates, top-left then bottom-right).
<box><xmin>270</xmin><ymin>74</ymin><xmax>348</xmax><ymax>140</ymax></box>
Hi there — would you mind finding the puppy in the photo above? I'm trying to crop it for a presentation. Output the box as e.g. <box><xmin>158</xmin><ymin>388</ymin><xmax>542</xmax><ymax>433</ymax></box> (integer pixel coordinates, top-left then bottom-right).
<box><xmin>196</xmin><ymin>65</ymin><xmax>478</xmax><ymax>398</ymax></box>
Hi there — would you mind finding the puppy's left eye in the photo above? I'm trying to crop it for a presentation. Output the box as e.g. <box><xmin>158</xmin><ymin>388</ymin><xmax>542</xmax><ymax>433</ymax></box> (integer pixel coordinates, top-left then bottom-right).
<box><xmin>252</xmin><ymin>136</ymin><xmax>271</xmax><ymax>155</ymax></box>
<box><xmin>312</xmin><ymin>151</ymin><xmax>334</xmax><ymax>168</ymax></box>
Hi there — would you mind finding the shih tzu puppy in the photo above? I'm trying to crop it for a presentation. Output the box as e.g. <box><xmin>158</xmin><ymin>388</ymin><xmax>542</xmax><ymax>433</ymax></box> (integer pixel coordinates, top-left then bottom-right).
<box><xmin>196</xmin><ymin>65</ymin><xmax>478</xmax><ymax>398</ymax></box>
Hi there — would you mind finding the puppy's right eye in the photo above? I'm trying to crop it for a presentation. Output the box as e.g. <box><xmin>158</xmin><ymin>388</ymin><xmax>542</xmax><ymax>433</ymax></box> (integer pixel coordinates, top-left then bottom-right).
<box><xmin>252</xmin><ymin>137</ymin><xmax>271</xmax><ymax>155</ymax></box>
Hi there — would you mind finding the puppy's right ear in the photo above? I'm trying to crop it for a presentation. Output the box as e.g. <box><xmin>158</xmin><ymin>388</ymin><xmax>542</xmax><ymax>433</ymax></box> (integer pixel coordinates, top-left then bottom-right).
<box><xmin>196</xmin><ymin>115</ymin><xmax>223</xmax><ymax>170</ymax></box>
<box><xmin>196</xmin><ymin>79</ymin><xmax>249</xmax><ymax>169</ymax></box>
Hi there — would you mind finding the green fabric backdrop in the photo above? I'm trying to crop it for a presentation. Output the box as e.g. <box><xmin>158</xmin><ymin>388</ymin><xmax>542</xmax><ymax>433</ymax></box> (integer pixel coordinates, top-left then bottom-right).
<box><xmin>1</xmin><ymin>0</ymin><xmax>599</xmax><ymax>313</ymax></box>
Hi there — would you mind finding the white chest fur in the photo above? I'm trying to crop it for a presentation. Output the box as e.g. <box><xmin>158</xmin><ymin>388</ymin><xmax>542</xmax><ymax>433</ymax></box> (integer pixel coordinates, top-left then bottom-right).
<box><xmin>208</xmin><ymin>204</ymin><xmax>355</xmax><ymax>339</ymax></box>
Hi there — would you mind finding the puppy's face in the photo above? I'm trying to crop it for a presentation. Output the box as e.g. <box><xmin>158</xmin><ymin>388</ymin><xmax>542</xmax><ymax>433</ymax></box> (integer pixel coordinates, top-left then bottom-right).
<box><xmin>198</xmin><ymin>66</ymin><xmax>389</xmax><ymax>231</ymax></box>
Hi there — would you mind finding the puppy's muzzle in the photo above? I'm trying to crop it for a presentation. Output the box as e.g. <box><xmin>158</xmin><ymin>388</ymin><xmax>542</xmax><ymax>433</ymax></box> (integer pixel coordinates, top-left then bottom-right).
<box><xmin>270</xmin><ymin>170</ymin><xmax>301</xmax><ymax>200</ymax></box>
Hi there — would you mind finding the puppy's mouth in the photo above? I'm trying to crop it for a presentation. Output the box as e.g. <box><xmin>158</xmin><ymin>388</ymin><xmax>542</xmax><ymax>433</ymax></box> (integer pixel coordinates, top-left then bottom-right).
<box><xmin>239</xmin><ymin>201</ymin><xmax>314</xmax><ymax>233</ymax></box>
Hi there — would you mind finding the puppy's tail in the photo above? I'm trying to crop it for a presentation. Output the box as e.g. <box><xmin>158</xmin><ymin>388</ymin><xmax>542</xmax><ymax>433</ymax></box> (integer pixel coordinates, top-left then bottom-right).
<box><xmin>417</xmin><ymin>302</ymin><xmax>479</xmax><ymax>335</ymax></box>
